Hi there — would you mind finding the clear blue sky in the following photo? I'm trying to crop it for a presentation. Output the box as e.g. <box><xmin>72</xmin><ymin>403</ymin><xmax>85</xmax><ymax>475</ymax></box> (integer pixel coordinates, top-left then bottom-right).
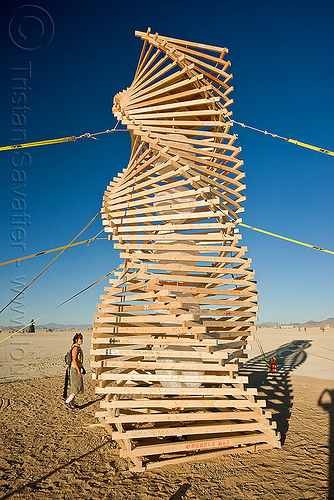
<box><xmin>0</xmin><ymin>0</ymin><xmax>333</xmax><ymax>327</ymax></box>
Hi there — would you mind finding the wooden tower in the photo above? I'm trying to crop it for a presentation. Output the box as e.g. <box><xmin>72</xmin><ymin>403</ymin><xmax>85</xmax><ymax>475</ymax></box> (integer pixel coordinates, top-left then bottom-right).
<box><xmin>91</xmin><ymin>29</ymin><xmax>280</xmax><ymax>471</ymax></box>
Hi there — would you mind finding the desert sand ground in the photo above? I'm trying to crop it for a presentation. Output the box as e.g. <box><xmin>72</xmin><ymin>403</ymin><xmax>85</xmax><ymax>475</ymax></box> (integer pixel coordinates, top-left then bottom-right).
<box><xmin>0</xmin><ymin>326</ymin><xmax>333</xmax><ymax>500</ymax></box>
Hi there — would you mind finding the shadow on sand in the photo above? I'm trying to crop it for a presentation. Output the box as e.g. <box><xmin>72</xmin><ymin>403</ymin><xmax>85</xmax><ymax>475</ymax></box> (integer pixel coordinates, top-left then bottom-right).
<box><xmin>168</xmin><ymin>483</ymin><xmax>191</xmax><ymax>500</ymax></box>
<box><xmin>240</xmin><ymin>339</ymin><xmax>312</xmax><ymax>444</ymax></box>
<box><xmin>76</xmin><ymin>394</ymin><xmax>106</xmax><ymax>410</ymax></box>
<box><xmin>318</xmin><ymin>389</ymin><xmax>334</xmax><ymax>500</ymax></box>
<box><xmin>0</xmin><ymin>439</ymin><xmax>114</xmax><ymax>500</ymax></box>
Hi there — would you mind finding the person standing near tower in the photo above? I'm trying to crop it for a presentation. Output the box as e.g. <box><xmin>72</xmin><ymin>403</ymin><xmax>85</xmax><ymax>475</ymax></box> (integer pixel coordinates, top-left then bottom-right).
<box><xmin>64</xmin><ymin>333</ymin><xmax>85</xmax><ymax>409</ymax></box>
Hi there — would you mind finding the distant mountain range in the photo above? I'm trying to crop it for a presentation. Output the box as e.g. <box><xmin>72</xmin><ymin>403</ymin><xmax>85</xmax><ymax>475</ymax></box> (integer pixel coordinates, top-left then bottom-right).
<box><xmin>2</xmin><ymin>319</ymin><xmax>333</xmax><ymax>329</ymax></box>
<box><xmin>0</xmin><ymin>323</ymin><xmax>92</xmax><ymax>329</ymax></box>
<box><xmin>39</xmin><ymin>323</ymin><xmax>92</xmax><ymax>329</ymax></box>
<box><xmin>258</xmin><ymin>317</ymin><xmax>334</xmax><ymax>327</ymax></box>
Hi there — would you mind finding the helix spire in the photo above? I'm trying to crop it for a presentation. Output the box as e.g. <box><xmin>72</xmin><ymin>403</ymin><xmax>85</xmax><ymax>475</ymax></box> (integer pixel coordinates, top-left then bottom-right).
<box><xmin>91</xmin><ymin>29</ymin><xmax>280</xmax><ymax>472</ymax></box>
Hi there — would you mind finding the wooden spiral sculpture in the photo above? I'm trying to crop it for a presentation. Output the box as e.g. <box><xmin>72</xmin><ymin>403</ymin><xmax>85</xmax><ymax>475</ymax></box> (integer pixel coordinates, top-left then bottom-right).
<box><xmin>91</xmin><ymin>29</ymin><xmax>280</xmax><ymax>471</ymax></box>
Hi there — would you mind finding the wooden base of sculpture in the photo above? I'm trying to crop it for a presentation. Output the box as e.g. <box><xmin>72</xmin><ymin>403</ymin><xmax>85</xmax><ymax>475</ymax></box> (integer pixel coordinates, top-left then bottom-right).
<box><xmin>90</xmin><ymin>29</ymin><xmax>280</xmax><ymax>471</ymax></box>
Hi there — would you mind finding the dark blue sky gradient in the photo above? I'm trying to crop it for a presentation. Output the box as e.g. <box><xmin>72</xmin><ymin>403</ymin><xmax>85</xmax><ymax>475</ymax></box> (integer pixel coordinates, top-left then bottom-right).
<box><xmin>0</xmin><ymin>0</ymin><xmax>333</xmax><ymax>326</ymax></box>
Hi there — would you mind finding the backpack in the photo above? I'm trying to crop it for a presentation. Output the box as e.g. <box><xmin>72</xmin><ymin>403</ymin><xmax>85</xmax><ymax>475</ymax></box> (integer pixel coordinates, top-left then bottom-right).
<box><xmin>64</xmin><ymin>348</ymin><xmax>72</xmax><ymax>367</ymax></box>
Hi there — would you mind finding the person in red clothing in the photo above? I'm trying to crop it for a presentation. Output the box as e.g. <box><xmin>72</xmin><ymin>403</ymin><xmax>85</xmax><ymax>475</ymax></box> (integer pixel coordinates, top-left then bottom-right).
<box><xmin>269</xmin><ymin>356</ymin><xmax>277</xmax><ymax>373</ymax></box>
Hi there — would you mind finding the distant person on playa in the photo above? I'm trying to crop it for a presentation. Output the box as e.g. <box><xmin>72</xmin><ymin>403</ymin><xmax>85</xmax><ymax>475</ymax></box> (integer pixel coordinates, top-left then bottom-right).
<box><xmin>64</xmin><ymin>333</ymin><xmax>85</xmax><ymax>409</ymax></box>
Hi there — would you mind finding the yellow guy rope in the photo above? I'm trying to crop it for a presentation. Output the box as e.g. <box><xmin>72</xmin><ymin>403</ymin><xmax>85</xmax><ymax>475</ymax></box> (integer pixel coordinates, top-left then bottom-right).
<box><xmin>0</xmin><ymin>213</ymin><xmax>100</xmax><ymax>315</ymax></box>
<box><xmin>2</xmin><ymin>220</ymin><xmax>333</xmax><ymax>269</ymax></box>
<box><xmin>239</xmin><ymin>222</ymin><xmax>334</xmax><ymax>256</ymax></box>
<box><xmin>0</xmin><ymin>229</ymin><xmax>106</xmax><ymax>268</ymax></box>
<box><xmin>0</xmin><ymin>122</ymin><xmax>126</xmax><ymax>152</ymax></box>
<box><xmin>231</xmin><ymin>120</ymin><xmax>334</xmax><ymax>157</ymax></box>
<box><xmin>254</xmin><ymin>330</ymin><xmax>271</xmax><ymax>370</ymax></box>
<box><xmin>214</xmin><ymin>202</ymin><xmax>334</xmax><ymax>256</ymax></box>
<box><xmin>1</xmin><ymin>119</ymin><xmax>332</xmax><ymax>157</ymax></box>
<box><xmin>0</xmin><ymin>136</ymin><xmax>76</xmax><ymax>151</ymax></box>
<box><xmin>0</xmin><ymin>266</ymin><xmax>121</xmax><ymax>345</ymax></box>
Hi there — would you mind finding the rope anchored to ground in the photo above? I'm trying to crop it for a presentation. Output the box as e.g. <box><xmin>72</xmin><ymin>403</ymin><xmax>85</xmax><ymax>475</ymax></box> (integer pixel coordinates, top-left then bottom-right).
<box><xmin>0</xmin><ymin>265</ymin><xmax>121</xmax><ymax>345</ymax></box>
<box><xmin>230</xmin><ymin>120</ymin><xmax>334</xmax><ymax>157</ymax></box>
<box><xmin>0</xmin><ymin>212</ymin><xmax>101</xmax><ymax>315</ymax></box>
<box><xmin>238</xmin><ymin>223</ymin><xmax>334</xmax><ymax>255</ymax></box>
<box><xmin>0</xmin><ymin>121</ymin><xmax>125</xmax><ymax>152</ymax></box>
<box><xmin>0</xmin><ymin>119</ymin><xmax>333</xmax><ymax>157</ymax></box>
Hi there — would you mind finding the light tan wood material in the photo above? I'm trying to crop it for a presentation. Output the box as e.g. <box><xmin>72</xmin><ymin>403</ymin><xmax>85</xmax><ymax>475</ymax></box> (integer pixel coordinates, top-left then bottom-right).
<box><xmin>91</xmin><ymin>28</ymin><xmax>280</xmax><ymax>471</ymax></box>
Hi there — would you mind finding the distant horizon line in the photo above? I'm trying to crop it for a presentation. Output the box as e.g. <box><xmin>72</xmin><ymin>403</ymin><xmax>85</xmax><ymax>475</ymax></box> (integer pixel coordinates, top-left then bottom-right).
<box><xmin>1</xmin><ymin>317</ymin><xmax>333</xmax><ymax>329</ymax></box>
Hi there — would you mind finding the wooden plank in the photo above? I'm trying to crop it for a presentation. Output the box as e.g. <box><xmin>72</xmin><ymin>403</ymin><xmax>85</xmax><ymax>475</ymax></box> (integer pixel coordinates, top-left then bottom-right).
<box><xmin>169</xmin><ymin>50</ymin><xmax>231</xmax><ymax>80</ymax></box>
<box><xmin>129</xmin><ymin>65</ymin><xmax>196</xmax><ymax>102</ymax></box>
<box><xmin>125</xmin><ymin>124</ymin><xmax>237</xmax><ymax>141</ymax></box>
<box><xmin>125</xmin><ymin>83</ymin><xmax>212</xmax><ymax>110</ymax></box>
<box><xmin>110</xmin><ymin>232</ymin><xmax>243</xmax><ymax>242</ymax></box>
<box><xmin>110</xmin><ymin>198</ymin><xmax>221</xmax><ymax>218</ymax></box>
<box><xmin>134</xmin><ymin>132</ymin><xmax>243</xmax><ymax>170</ymax></box>
<box><xmin>104</xmin><ymin>165</ymin><xmax>194</xmax><ymax>201</ymax></box>
<box><xmin>91</xmin><ymin>360</ymin><xmax>239</xmax><ymax>372</ymax></box>
<box><xmin>199</xmin><ymin>309</ymin><xmax>256</xmax><ymax>317</ymax></box>
<box><xmin>133</xmin><ymin>34</ymin><xmax>151</xmax><ymax>79</ymax></box>
<box><xmin>106</xmin><ymin>157</ymin><xmax>176</xmax><ymax>195</ymax></box>
<box><xmin>164</xmin><ymin>41</ymin><xmax>230</xmax><ymax>68</ymax></box>
<box><xmin>114</xmin><ymin>242</ymin><xmax>247</xmax><ymax>254</ymax></box>
<box><xmin>92</xmin><ymin>327</ymin><xmax>208</xmax><ymax>335</ymax></box>
<box><xmin>135</xmin><ymin>30</ymin><xmax>228</xmax><ymax>54</ymax></box>
<box><xmin>104</xmin><ymin>176</ymin><xmax>201</xmax><ymax>208</ymax></box>
<box><xmin>90</xmin><ymin>348</ymin><xmax>228</xmax><ymax>360</ymax></box>
<box><xmin>132</xmin><ymin>47</ymin><xmax>164</xmax><ymax>87</ymax></box>
<box><xmin>141</xmin><ymin>442</ymin><xmax>275</xmax><ymax>471</ymax></box>
<box><xmin>98</xmin><ymin>373</ymin><xmax>249</xmax><ymax>384</ymax></box>
<box><xmin>111</xmin><ymin>273</ymin><xmax>254</xmax><ymax>287</ymax></box>
<box><xmin>126</xmin><ymin>96</ymin><xmax>220</xmax><ymax>115</ymax></box>
<box><xmin>99</xmin><ymin>399</ymin><xmax>266</xmax><ymax>410</ymax></box>
<box><xmin>95</xmin><ymin>386</ymin><xmax>257</xmax><ymax>396</ymax></box>
<box><xmin>130</xmin><ymin>59</ymin><xmax>178</xmax><ymax>94</ymax></box>
<box><xmin>94</xmin><ymin>312</ymin><xmax>197</xmax><ymax>323</ymax></box>
<box><xmin>101</xmin><ymin>286</ymin><xmax>257</xmax><ymax>301</ymax></box>
<box><xmin>112</xmin><ymin>421</ymin><xmax>262</xmax><ymax>440</ymax></box>
<box><xmin>117</xmin><ymin>253</ymin><xmax>251</xmax><ymax>266</ymax></box>
<box><xmin>100</xmin><ymin>409</ymin><xmax>266</xmax><ymax>425</ymax></box>
<box><xmin>105</xmin><ymin>222</ymin><xmax>234</xmax><ymax>234</ymax></box>
<box><xmin>91</xmin><ymin>336</ymin><xmax>238</xmax><ymax>347</ymax></box>
<box><xmin>111</xmin><ymin>155</ymin><xmax>187</xmax><ymax>190</ymax></box>
<box><xmin>120</xmin><ymin>117</ymin><xmax>231</xmax><ymax>128</ymax></box>
<box><xmin>126</xmin><ymin>74</ymin><xmax>206</xmax><ymax>107</ymax></box>
<box><xmin>104</xmin><ymin>186</ymin><xmax>213</xmax><ymax>213</ymax></box>
<box><xmin>156</xmin><ymin>284</ymin><xmax>257</xmax><ymax>297</ymax></box>
<box><xmin>120</xmin><ymin>431</ymin><xmax>276</xmax><ymax>457</ymax></box>
<box><xmin>133</xmin><ymin>37</ymin><xmax>231</xmax><ymax>93</ymax></box>
<box><xmin>124</xmin><ymin>109</ymin><xmax>225</xmax><ymax>120</ymax></box>
<box><xmin>112</xmin><ymin>210</ymin><xmax>222</xmax><ymax>226</ymax></box>
<box><xmin>122</xmin><ymin>261</ymin><xmax>254</xmax><ymax>278</ymax></box>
